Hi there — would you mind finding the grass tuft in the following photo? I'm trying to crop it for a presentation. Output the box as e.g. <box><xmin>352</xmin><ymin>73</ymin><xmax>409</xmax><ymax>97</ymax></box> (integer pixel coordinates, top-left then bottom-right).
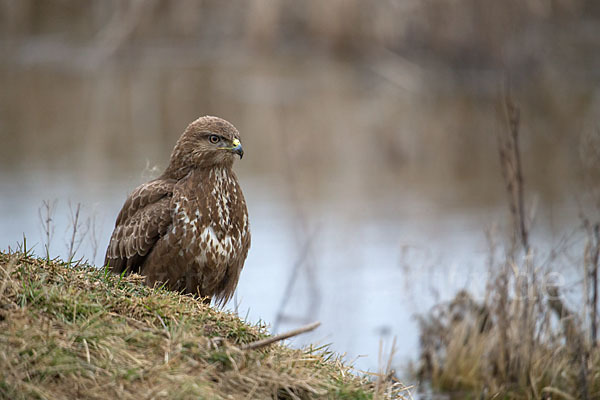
<box><xmin>0</xmin><ymin>250</ymin><xmax>406</xmax><ymax>399</ymax></box>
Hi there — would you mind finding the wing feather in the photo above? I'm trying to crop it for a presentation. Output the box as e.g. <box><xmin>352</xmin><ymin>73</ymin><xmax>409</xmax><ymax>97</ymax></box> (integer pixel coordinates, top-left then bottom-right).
<box><xmin>104</xmin><ymin>179</ymin><xmax>175</xmax><ymax>273</ymax></box>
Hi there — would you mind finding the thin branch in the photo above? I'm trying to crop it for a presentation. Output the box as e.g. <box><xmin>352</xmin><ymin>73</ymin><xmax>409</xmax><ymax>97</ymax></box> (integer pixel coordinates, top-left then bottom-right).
<box><xmin>499</xmin><ymin>88</ymin><xmax>529</xmax><ymax>254</ymax></box>
<box><xmin>272</xmin><ymin>234</ymin><xmax>315</xmax><ymax>333</ymax></box>
<box><xmin>38</xmin><ymin>199</ymin><xmax>56</xmax><ymax>260</ymax></box>
<box><xmin>241</xmin><ymin>321</ymin><xmax>320</xmax><ymax>351</ymax></box>
<box><xmin>66</xmin><ymin>202</ymin><xmax>90</xmax><ymax>264</ymax></box>
<box><xmin>591</xmin><ymin>223</ymin><xmax>599</xmax><ymax>346</ymax></box>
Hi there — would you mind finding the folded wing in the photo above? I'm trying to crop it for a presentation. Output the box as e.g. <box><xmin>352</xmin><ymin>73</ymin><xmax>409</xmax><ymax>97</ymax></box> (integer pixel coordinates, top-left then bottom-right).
<box><xmin>104</xmin><ymin>179</ymin><xmax>175</xmax><ymax>274</ymax></box>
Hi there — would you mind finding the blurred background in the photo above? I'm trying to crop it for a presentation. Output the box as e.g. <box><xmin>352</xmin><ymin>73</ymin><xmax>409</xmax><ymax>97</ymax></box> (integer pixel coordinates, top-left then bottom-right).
<box><xmin>1</xmin><ymin>0</ymin><xmax>600</xmax><ymax>380</ymax></box>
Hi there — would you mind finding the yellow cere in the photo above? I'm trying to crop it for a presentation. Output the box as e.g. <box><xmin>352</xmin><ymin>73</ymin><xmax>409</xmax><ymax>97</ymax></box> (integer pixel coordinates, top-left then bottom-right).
<box><xmin>232</xmin><ymin>138</ymin><xmax>240</xmax><ymax>147</ymax></box>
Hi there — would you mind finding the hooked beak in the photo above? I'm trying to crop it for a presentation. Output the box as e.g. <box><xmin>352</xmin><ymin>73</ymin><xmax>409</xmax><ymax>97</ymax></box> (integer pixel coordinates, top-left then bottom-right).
<box><xmin>230</xmin><ymin>138</ymin><xmax>244</xmax><ymax>159</ymax></box>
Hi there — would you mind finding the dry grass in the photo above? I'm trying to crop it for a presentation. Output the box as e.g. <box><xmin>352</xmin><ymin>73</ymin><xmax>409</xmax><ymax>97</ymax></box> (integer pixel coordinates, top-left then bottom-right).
<box><xmin>0</xmin><ymin>249</ymin><xmax>405</xmax><ymax>400</ymax></box>
<box><xmin>417</xmin><ymin>286</ymin><xmax>600</xmax><ymax>399</ymax></box>
<box><xmin>416</xmin><ymin>93</ymin><xmax>600</xmax><ymax>399</ymax></box>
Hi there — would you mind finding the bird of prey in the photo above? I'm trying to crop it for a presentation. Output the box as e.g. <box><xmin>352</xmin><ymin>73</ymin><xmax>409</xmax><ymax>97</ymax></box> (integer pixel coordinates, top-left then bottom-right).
<box><xmin>104</xmin><ymin>116</ymin><xmax>250</xmax><ymax>305</ymax></box>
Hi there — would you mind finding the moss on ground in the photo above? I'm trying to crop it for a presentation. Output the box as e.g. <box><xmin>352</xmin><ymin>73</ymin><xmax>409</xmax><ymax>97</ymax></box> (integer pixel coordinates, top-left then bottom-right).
<box><xmin>0</xmin><ymin>250</ymin><xmax>404</xmax><ymax>399</ymax></box>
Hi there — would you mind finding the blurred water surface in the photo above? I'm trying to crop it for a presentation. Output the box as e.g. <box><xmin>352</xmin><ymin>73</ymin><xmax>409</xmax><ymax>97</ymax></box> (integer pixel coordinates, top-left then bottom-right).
<box><xmin>1</xmin><ymin>0</ymin><xmax>600</xmax><ymax>381</ymax></box>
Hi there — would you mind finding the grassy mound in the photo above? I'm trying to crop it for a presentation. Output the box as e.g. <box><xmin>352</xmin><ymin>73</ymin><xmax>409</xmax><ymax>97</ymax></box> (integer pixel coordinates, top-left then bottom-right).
<box><xmin>0</xmin><ymin>250</ymin><xmax>400</xmax><ymax>399</ymax></box>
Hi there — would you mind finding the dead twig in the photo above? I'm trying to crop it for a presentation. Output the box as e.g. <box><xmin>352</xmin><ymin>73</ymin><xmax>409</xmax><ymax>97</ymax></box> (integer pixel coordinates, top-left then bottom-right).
<box><xmin>497</xmin><ymin>87</ymin><xmax>529</xmax><ymax>255</ymax></box>
<box><xmin>590</xmin><ymin>223</ymin><xmax>599</xmax><ymax>346</ymax></box>
<box><xmin>241</xmin><ymin>321</ymin><xmax>321</xmax><ymax>351</ymax></box>
<box><xmin>272</xmin><ymin>233</ymin><xmax>316</xmax><ymax>333</ymax></box>
<box><xmin>66</xmin><ymin>202</ymin><xmax>90</xmax><ymax>264</ymax></box>
<box><xmin>38</xmin><ymin>199</ymin><xmax>57</xmax><ymax>261</ymax></box>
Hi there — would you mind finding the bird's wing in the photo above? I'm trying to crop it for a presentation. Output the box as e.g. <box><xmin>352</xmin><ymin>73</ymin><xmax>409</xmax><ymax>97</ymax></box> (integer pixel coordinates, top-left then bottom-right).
<box><xmin>104</xmin><ymin>179</ymin><xmax>175</xmax><ymax>273</ymax></box>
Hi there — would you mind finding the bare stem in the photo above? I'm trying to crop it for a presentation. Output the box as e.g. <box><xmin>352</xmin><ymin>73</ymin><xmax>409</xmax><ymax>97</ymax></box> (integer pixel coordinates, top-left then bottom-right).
<box><xmin>591</xmin><ymin>223</ymin><xmax>600</xmax><ymax>346</ymax></box>
<box><xmin>241</xmin><ymin>321</ymin><xmax>320</xmax><ymax>351</ymax></box>
<box><xmin>497</xmin><ymin>86</ymin><xmax>529</xmax><ymax>256</ymax></box>
<box><xmin>66</xmin><ymin>202</ymin><xmax>90</xmax><ymax>264</ymax></box>
<box><xmin>38</xmin><ymin>199</ymin><xmax>56</xmax><ymax>260</ymax></box>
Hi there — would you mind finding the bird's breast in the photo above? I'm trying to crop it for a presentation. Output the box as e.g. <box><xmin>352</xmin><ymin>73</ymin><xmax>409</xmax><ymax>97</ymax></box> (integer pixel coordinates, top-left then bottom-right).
<box><xmin>169</xmin><ymin>168</ymin><xmax>248</xmax><ymax>268</ymax></box>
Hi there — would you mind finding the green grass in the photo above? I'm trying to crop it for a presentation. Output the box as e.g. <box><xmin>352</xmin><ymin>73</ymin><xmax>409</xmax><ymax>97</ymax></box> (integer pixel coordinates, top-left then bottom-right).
<box><xmin>0</xmin><ymin>250</ymin><xmax>405</xmax><ymax>399</ymax></box>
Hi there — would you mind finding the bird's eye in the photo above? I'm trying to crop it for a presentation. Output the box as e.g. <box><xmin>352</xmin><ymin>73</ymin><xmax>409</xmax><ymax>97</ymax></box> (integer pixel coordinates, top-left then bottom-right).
<box><xmin>208</xmin><ymin>135</ymin><xmax>220</xmax><ymax>144</ymax></box>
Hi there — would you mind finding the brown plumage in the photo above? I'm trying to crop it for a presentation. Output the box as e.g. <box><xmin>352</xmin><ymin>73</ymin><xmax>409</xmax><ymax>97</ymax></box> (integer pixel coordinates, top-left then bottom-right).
<box><xmin>104</xmin><ymin>116</ymin><xmax>250</xmax><ymax>305</ymax></box>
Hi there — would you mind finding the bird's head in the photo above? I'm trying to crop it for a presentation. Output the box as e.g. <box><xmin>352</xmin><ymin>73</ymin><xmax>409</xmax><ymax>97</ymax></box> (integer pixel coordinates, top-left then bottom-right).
<box><xmin>165</xmin><ymin>116</ymin><xmax>244</xmax><ymax>177</ymax></box>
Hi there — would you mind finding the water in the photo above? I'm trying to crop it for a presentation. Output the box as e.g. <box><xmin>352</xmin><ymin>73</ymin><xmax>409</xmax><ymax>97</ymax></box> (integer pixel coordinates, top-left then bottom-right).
<box><xmin>0</xmin><ymin>166</ymin><xmax>585</xmax><ymax>378</ymax></box>
<box><xmin>1</xmin><ymin>53</ymin><xmax>597</xmax><ymax>386</ymax></box>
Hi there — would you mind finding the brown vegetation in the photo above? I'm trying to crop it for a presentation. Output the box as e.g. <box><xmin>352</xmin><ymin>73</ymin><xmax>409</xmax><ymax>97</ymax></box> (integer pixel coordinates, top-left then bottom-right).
<box><xmin>416</xmin><ymin>94</ymin><xmax>600</xmax><ymax>399</ymax></box>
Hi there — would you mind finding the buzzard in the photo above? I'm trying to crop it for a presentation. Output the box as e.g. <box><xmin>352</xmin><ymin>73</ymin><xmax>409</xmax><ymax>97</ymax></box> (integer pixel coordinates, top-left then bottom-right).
<box><xmin>104</xmin><ymin>116</ymin><xmax>250</xmax><ymax>305</ymax></box>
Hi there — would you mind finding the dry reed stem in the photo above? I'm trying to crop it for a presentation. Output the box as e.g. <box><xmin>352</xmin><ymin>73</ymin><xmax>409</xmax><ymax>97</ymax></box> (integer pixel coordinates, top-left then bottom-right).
<box><xmin>498</xmin><ymin>87</ymin><xmax>529</xmax><ymax>255</ymax></box>
<box><xmin>416</xmin><ymin>89</ymin><xmax>599</xmax><ymax>399</ymax></box>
